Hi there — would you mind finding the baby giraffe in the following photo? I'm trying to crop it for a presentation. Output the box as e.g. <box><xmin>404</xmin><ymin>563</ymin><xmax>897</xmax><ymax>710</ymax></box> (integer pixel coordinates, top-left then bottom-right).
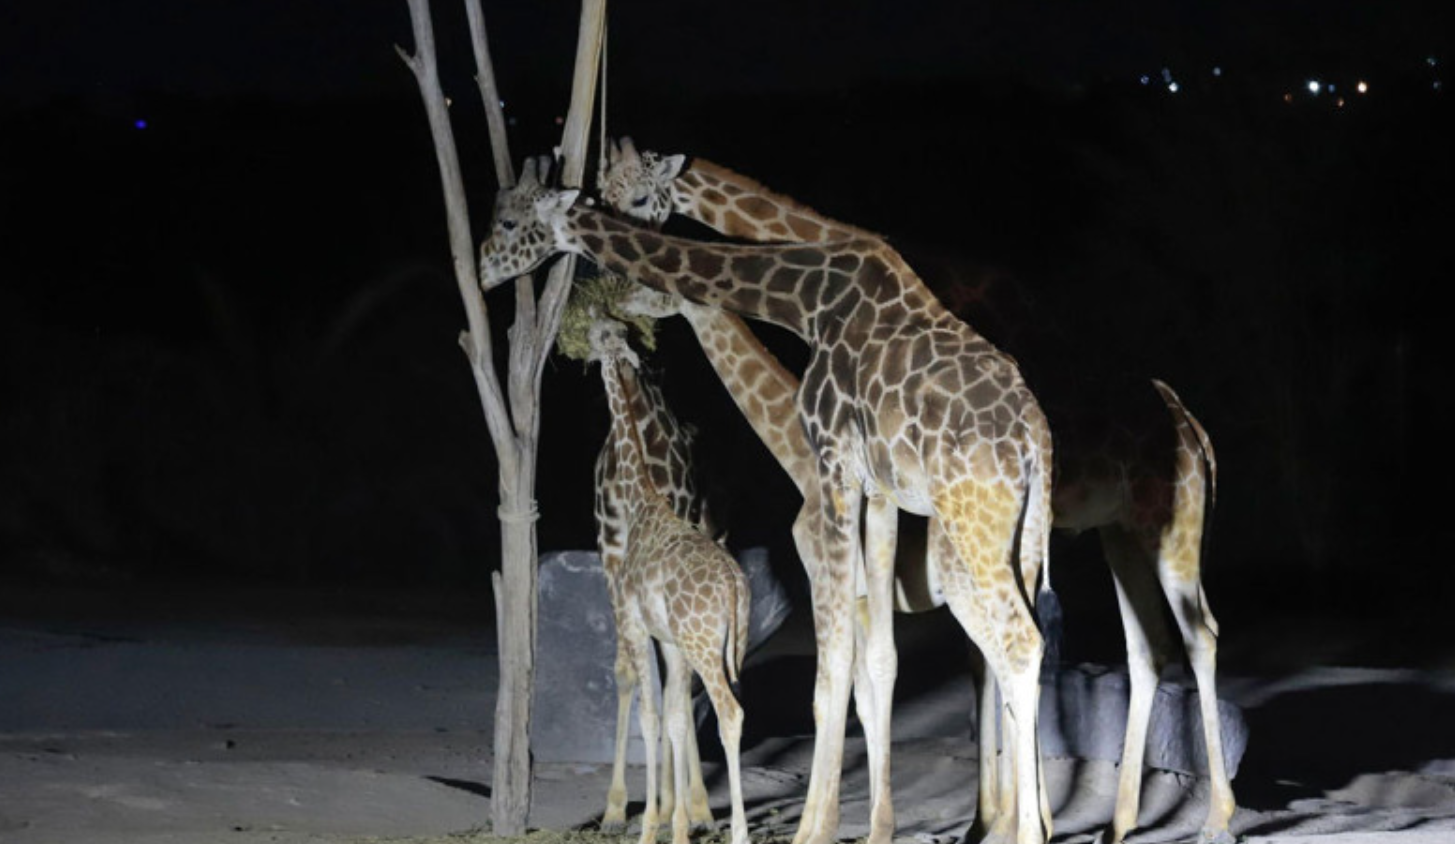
<box><xmin>587</xmin><ymin>314</ymin><xmax>752</xmax><ymax>844</ymax></box>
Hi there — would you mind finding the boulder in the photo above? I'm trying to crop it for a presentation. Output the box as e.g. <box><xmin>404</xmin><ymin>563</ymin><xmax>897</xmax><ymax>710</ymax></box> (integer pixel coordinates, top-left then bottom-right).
<box><xmin>532</xmin><ymin>547</ymin><xmax>789</xmax><ymax>764</ymax></box>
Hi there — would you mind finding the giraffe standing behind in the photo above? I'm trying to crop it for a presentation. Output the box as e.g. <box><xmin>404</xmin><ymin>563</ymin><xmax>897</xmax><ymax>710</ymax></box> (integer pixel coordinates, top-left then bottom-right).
<box><xmin>592</xmin><ymin>360</ymin><xmax>714</xmax><ymax>832</ymax></box>
<box><xmin>479</xmin><ymin>157</ymin><xmax>1054</xmax><ymax>844</ymax></box>
<box><xmin>600</xmin><ymin>139</ymin><xmax>1234</xmax><ymax>844</ymax></box>
<box><xmin>588</xmin><ymin>314</ymin><xmax>751</xmax><ymax>844</ymax></box>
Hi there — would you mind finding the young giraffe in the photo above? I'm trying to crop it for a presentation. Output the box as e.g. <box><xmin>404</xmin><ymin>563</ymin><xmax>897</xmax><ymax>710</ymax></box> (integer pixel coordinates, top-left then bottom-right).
<box><xmin>599</xmin><ymin>140</ymin><xmax>1235</xmax><ymax>844</ymax></box>
<box><xmin>480</xmin><ymin>157</ymin><xmax>1054</xmax><ymax>844</ymax></box>
<box><xmin>592</xmin><ymin>361</ymin><xmax>715</xmax><ymax>832</ymax></box>
<box><xmin>588</xmin><ymin>313</ymin><xmax>751</xmax><ymax>844</ymax></box>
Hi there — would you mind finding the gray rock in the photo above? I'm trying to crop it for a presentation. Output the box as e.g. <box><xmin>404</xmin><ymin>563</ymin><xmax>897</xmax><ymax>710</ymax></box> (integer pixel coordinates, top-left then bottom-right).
<box><xmin>1035</xmin><ymin>664</ymin><xmax>1248</xmax><ymax>778</ymax></box>
<box><xmin>532</xmin><ymin>547</ymin><xmax>789</xmax><ymax>764</ymax></box>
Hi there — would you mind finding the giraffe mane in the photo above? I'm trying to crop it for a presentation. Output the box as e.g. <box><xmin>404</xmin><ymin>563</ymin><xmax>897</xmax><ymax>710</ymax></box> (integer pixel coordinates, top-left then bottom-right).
<box><xmin>686</xmin><ymin>159</ymin><xmax>888</xmax><ymax>242</ymax></box>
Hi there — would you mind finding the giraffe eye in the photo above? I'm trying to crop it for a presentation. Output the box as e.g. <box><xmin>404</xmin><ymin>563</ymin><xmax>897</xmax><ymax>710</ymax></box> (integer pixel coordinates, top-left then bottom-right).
<box><xmin>631</xmin><ymin>195</ymin><xmax>649</xmax><ymax>208</ymax></box>
<box><xmin>501</xmin><ymin>219</ymin><xmax>517</xmax><ymax>231</ymax></box>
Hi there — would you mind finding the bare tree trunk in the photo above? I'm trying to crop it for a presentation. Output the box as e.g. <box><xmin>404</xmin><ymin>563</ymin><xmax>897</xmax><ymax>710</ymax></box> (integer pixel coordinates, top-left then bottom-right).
<box><xmin>398</xmin><ymin>0</ymin><xmax>606</xmax><ymax>834</ymax></box>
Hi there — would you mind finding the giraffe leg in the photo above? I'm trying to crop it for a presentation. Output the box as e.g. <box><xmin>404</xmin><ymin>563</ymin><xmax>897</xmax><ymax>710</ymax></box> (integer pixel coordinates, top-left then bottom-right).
<box><xmin>862</xmin><ymin>493</ymin><xmax>900</xmax><ymax>844</ymax></box>
<box><xmin>1155</xmin><ymin>561</ymin><xmax>1235</xmax><ymax>843</ymax></box>
<box><xmin>681</xmin><ymin>684</ymin><xmax>715</xmax><ymax>827</ymax></box>
<box><xmin>627</xmin><ymin>630</ymin><xmax>662</xmax><ymax>844</ymax></box>
<box><xmin>605</xmin><ymin>638</ymin><xmax>639</xmax><ymax>832</ymax></box>
<box><xmin>693</xmin><ymin>637</ymin><xmax>749</xmax><ymax>844</ymax></box>
<box><xmin>935</xmin><ymin>478</ymin><xmax>1048</xmax><ymax>844</ymax></box>
<box><xmin>967</xmin><ymin>647</ymin><xmax>1002</xmax><ymax>839</ymax></box>
<box><xmin>1100</xmin><ymin>526</ymin><xmax>1176</xmax><ymax>844</ymax></box>
<box><xmin>791</xmin><ymin>489</ymin><xmax>860</xmax><ymax>844</ymax></box>
<box><xmin>661</xmin><ymin>643</ymin><xmax>694</xmax><ymax>844</ymax></box>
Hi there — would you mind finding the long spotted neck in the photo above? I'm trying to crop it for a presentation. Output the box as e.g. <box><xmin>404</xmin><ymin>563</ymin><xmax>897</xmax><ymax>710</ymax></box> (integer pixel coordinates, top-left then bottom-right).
<box><xmin>617</xmin><ymin>365</ymin><xmax>704</xmax><ymax>526</ymax></box>
<box><xmin>679</xmin><ymin>303</ymin><xmax>815</xmax><ymax>495</ymax></box>
<box><xmin>673</xmin><ymin>160</ymin><xmax>877</xmax><ymax>244</ymax></box>
<box><xmin>599</xmin><ymin>353</ymin><xmax>659</xmax><ymax>514</ymax></box>
<box><xmin>563</xmin><ymin>204</ymin><xmax>827</xmax><ymax>338</ymax></box>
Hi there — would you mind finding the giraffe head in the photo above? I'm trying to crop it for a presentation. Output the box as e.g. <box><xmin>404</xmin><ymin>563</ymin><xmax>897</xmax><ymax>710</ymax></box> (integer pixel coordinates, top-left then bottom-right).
<box><xmin>585</xmin><ymin>312</ymin><xmax>641</xmax><ymax>371</ymax></box>
<box><xmin>478</xmin><ymin>156</ymin><xmax>580</xmax><ymax>291</ymax></box>
<box><xmin>599</xmin><ymin>136</ymin><xmax>685</xmax><ymax>227</ymax></box>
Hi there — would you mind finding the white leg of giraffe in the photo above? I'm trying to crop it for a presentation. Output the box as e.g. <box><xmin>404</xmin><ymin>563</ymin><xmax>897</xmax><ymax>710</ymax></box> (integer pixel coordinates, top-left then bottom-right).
<box><xmin>626</xmin><ymin>628</ymin><xmax>662</xmax><ymax>844</ymax></box>
<box><xmin>1100</xmin><ymin>525</ymin><xmax>1176</xmax><ymax>844</ymax></box>
<box><xmin>661</xmin><ymin>643</ymin><xmax>695</xmax><ymax>844</ymax></box>
<box><xmin>934</xmin><ymin>476</ymin><xmax>1048</xmax><ymax>844</ymax></box>
<box><xmin>967</xmin><ymin>647</ymin><xmax>1002</xmax><ymax>837</ymax></box>
<box><xmin>862</xmin><ymin>493</ymin><xmax>900</xmax><ymax>844</ymax></box>
<box><xmin>605</xmin><ymin>636</ymin><xmax>639</xmax><ymax>831</ymax></box>
<box><xmin>1154</xmin><ymin>556</ymin><xmax>1236</xmax><ymax>843</ymax></box>
<box><xmin>694</xmin><ymin>636</ymin><xmax>749</xmax><ymax>844</ymax></box>
<box><xmin>792</xmin><ymin>486</ymin><xmax>861</xmax><ymax>844</ymax></box>
<box><xmin>680</xmin><ymin>686</ymin><xmax>714</xmax><ymax>827</ymax></box>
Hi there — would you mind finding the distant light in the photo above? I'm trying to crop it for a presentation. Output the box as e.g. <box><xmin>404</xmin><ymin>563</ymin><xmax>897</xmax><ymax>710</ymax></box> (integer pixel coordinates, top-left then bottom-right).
<box><xmin>1428</xmin><ymin>56</ymin><xmax>1438</xmax><ymax>67</ymax></box>
<box><xmin>1336</xmin><ymin>97</ymin><xmax>1346</xmax><ymax>108</ymax></box>
<box><xmin>1167</xmin><ymin>81</ymin><xmax>1180</xmax><ymax>93</ymax></box>
<box><xmin>554</xmin><ymin>115</ymin><xmax>564</xmax><ymax>125</ymax></box>
<box><xmin>1160</xmin><ymin>67</ymin><xmax>1173</xmax><ymax>83</ymax></box>
<box><xmin>1212</xmin><ymin>66</ymin><xmax>1223</xmax><ymax>77</ymax></box>
<box><xmin>1327</xmin><ymin>83</ymin><xmax>1336</xmax><ymax>93</ymax></box>
<box><xmin>445</xmin><ymin>96</ymin><xmax>453</xmax><ymax>107</ymax></box>
<box><xmin>1307</xmin><ymin>79</ymin><xmax>1321</xmax><ymax>95</ymax></box>
<box><xmin>1139</xmin><ymin>74</ymin><xmax>1150</xmax><ymax>86</ymax></box>
<box><xmin>133</xmin><ymin>118</ymin><xmax>147</xmax><ymax>130</ymax></box>
<box><xmin>1283</xmin><ymin>92</ymin><xmax>1294</xmax><ymax>104</ymax></box>
<box><xmin>1356</xmin><ymin>80</ymin><xmax>1369</xmax><ymax>94</ymax></box>
<box><xmin>1436</xmin><ymin>80</ymin><xmax>1445</xmax><ymax>92</ymax></box>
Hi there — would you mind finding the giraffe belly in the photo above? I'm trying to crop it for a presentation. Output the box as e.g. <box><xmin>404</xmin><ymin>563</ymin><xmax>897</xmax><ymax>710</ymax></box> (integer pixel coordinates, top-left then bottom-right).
<box><xmin>1052</xmin><ymin>477</ymin><xmax>1125</xmax><ymax>532</ymax></box>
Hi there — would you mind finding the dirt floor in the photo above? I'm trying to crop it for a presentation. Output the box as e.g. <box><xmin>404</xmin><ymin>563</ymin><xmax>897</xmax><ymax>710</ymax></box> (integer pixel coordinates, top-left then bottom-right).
<box><xmin>2</xmin><ymin>586</ymin><xmax>1454</xmax><ymax>844</ymax></box>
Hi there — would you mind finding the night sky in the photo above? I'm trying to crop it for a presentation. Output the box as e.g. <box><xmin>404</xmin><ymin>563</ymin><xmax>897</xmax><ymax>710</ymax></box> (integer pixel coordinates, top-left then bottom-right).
<box><xmin>3</xmin><ymin>2</ymin><xmax>1453</xmax><ymax>658</ymax></box>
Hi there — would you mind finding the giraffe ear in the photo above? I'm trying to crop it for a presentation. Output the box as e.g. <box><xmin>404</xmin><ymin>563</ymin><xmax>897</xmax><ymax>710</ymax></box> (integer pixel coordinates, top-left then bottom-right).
<box><xmin>653</xmin><ymin>153</ymin><xmax>686</xmax><ymax>181</ymax></box>
<box><xmin>535</xmin><ymin>188</ymin><xmax>580</xmax><ymax>218</ymax></box>
<box><xmin>619</xmin><ymin>136</ymin><xmax>640</xmax><ymax>162</ymax></box>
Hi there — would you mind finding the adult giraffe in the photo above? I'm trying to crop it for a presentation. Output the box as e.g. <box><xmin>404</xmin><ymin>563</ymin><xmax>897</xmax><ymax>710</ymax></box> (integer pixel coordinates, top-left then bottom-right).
<box><xmin>479</xmin><ymin>157</ymin><xmax>1054</xmax><ymax>844</ymax></box>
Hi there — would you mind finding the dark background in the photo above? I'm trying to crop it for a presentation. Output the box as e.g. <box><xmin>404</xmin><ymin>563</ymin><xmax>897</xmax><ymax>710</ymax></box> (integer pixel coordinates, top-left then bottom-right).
<box><xmin>3</xmin><ymin>3</ymin><xmax>1452</xmax><ymax>668</ymax></box>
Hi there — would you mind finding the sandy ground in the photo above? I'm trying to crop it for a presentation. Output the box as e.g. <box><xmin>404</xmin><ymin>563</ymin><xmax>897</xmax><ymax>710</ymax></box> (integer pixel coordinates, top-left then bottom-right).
<box><xmin>2</xmin><ymin>587</ymin><xmax>1454</xmax><ymax>844</ymax></box>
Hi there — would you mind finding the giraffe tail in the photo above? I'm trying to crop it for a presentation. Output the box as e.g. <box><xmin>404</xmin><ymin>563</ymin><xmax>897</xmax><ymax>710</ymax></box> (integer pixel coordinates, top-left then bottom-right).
<box><xmin>724</xmin><ymin>567</ymin><xmax>751</xmax><ymax>696</ymax></box>
<box><xmin>1018</xmin><ymin>417</ymin><xmax>1059</xmax><ymax>665</ymax></box>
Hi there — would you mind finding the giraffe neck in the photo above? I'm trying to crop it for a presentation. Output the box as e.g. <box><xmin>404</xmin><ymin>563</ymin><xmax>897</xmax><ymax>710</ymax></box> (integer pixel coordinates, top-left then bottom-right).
<box><xmin>563</xmin><ymin>205</ymin><xmax>959</xmax><ymax>341</ymax></box>
<box><xmin>679</xmin><ymin>303</ymin><xmax>816</xmax><ymax>495</ymax></box>
<box><xmin>620</xmin><ymin>364</ymin><xmax>705</xmax><ymax>527</ymax></box>
<box><xmin>674</xmin><ymin>160</ymin><xmax>877</xmax><ymax>243</ymax></box>
<box><xmin>599</xmin><ymin>354</ymin><xmax>659</xmax><ymax>514</ymax></box>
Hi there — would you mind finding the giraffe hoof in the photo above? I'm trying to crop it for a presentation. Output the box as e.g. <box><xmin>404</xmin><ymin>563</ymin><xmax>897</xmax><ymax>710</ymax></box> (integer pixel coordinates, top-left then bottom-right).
<box><xmin>600</xmin><ymin>818</ymin><xmax>627</xmax><ymax>834</ymax></box>
<box><xmin>1197</xmin><ymin>828</ymin><xmax>1237</xmax><ymax>844</ymax></box>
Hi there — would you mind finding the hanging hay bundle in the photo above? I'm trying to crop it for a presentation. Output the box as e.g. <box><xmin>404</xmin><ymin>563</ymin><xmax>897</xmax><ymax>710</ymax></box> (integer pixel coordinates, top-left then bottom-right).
<box><xmin>556</xmin><ymin>270</ymin><xmax>658</xmax><ymax>361</ymax></box>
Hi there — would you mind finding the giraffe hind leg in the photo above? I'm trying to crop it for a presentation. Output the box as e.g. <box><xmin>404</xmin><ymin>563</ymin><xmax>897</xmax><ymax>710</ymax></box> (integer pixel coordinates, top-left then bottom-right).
<box><xmin>934</xmin><ymin>478</ymin><xmax>1048</xmax><ymax>844</ymax></box>
<box><xmin>1099</xmin><ymin>525</ymin><xmax>1177</xmax><ymax>844</ymax></box>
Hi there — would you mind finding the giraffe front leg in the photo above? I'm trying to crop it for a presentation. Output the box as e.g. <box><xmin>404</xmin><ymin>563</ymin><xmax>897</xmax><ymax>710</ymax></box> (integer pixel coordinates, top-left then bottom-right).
<box><xmin>605</xmin><ymin>643</ymin><xmax>639</xmax><ymax>832</ymax></box>
<box><xmin>861</xmin><ymin>493</ymin><xmax>899</xmax><ymax>844</ymax></box>
<box><xmin>791</xmin><ymin>488</ymin><xmax>860</xmax><ymax>844</ymax></box>
<box><xmin>628</xmin><ymin>632</ymin><xmax>662</xmax><ymax>844</ymax></box>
